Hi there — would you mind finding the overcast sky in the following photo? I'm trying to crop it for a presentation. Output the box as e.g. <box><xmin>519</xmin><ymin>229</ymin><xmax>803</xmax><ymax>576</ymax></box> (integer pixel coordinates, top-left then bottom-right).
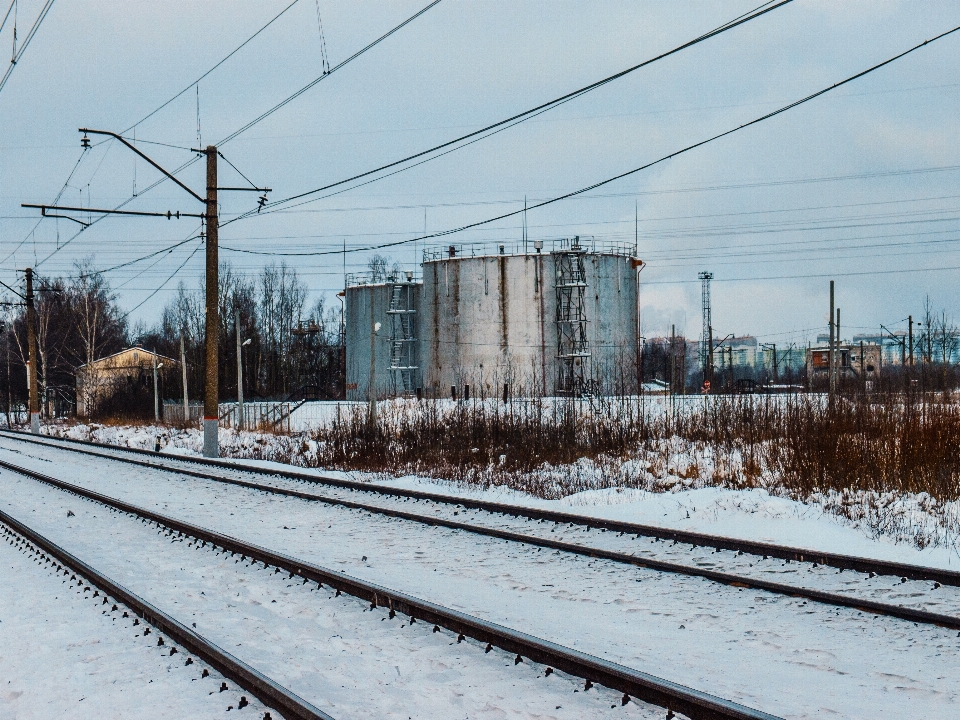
<box><xmin>1</xmin><ymin>0</ymin><xmax>958</xmax><ymax>346</ymax></box>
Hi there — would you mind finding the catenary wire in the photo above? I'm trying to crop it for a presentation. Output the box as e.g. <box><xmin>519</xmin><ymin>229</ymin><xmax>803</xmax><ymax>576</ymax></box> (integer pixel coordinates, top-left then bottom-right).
<box><xmin>116</xmin><ymin>0</ymin><xmax>303</xmax><ymax>136</ymax></box>
<box><xmin>0</xmin><ymin>0</ymin><xmax>56</xmax><ymax>95</ymax></box>
<box><xmin>230</xmin><ymin>0</ymin><xmax>795</xmax><ymax>222</ymax></box>
<box><xmin>120</xmin><ymin>239</ymin><xmax>203</xmax><ymax>318</ymax></box>
<box><xmin>214</xmin><ymin>0</ymin><xmax>445</xmax><ymax>148</ymax></box>
<box><xmin>219</xmin><ymin>24</ymin><xmax>960</xmax><ymax>258</ymax></box>
<box><xmin>37</xmin><ymin>0</ymin><xmax>445</xmax><ymax>269</ymax></box>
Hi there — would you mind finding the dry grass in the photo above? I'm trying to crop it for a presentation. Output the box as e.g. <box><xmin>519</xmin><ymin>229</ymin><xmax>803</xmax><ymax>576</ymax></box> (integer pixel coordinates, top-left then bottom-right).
<box><xmin>310</xmin><ymin>393</ymin><xmax>960</xmax><ymax>502</ymax></box>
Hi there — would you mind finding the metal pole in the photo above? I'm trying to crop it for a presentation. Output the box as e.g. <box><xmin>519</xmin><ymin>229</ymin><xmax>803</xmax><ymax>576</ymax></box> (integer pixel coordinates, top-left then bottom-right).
<box><xmin>236</xmin><ymin>308</ymin><xmax>244</xmax><ymax>431</ymax></box>
<box><xmin>181</xmin><ymin>335</ymin><xmax>189</xmax><ymax>425</ymax></box>
<box><xmin>836</xmin><ymin>308</ymin><xmax>841</xmax><ymax>390</ymax></box>
<box><xmin>828</xmin><ymin>280</ymin><xmax>835</xmax><ymax>404</ymax></box>
<box><xmin>25</xmin><ymin>268</ymin><xmax>39</xmax><ymax>433</ymax></box>
<box><xmin>908</xmin><ymin>315</ymin><xmax>914</xmax><ymax>367</ymax></box>
<box><xmin>707</xmin><ymin>325</ymin><xmax>713</xmax><ymax>390</ymax></box>
<box><xmin>5</xmin><ymin>323</ymin><xmax>11</xmax><ymax>428</ymax></box>
<box><xmin>153</xmin><ymin>352</ymin><xmax>160</xmax><ymax>422</ymax></box>
<box><xmin>202</xmin><ymin>146</ymin><xmax>219</xmax><ymax>457</ymax></box>
<box><xmin>368</xmin><ymin>318</ymin><xmax>378</xmax><ymax>424</ymax></box>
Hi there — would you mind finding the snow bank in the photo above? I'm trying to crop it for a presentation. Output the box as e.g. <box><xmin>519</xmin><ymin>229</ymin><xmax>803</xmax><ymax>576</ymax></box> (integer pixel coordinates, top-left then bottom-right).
<box><xmin>30</xmin><ymin>419</ymin><xmax>960</xmax><ymax>564</ymax></box>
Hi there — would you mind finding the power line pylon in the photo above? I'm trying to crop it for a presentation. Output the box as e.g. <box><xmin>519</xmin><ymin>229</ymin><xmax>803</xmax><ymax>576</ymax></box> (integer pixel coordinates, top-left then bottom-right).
<box><xmin>698</xmin><ymin>271</ymin><xmax>714</xmax><ymax>385</ymax></box>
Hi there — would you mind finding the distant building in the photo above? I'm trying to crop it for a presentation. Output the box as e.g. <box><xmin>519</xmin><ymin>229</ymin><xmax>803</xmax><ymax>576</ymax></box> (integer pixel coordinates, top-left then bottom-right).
<box><xmin>852</xmin><ymin>333</ymin><xmax>906</xmax><ymax>365</ymax></box>
<box><xmin>712</xmin><ymin>335</ymin><xmax>757</xmax><ymax>369</ymax></box>
<box><xmin>805</xmin><ymin>343</ymin><xmax>881</xmax><ymax>386</ymax></box>
<box><xmin>76</xmin><ymin>347</ymin><xmax>176</xmax><ymax>417</ymax></box>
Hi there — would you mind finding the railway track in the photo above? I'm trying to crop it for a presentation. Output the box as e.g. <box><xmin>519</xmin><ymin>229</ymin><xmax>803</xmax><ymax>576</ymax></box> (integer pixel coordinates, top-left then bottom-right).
<box><xmin>3</xmin><ymin>428</ymin><xmax>954</xmax><ymax>585</ymax></box>
<box><xmin>2</xmin><ymin>430</ymin><xmax>958</xmax><ymax>630</ymax></box>
<box><xmin>0</xmin><ymin>456</ymin><xmax>782</xmax><ymax>720</ymax></box>
<box><xmin>0</xmin><ymin>506</ymin><xmax>332</xmax><ymax>720</ymax></box>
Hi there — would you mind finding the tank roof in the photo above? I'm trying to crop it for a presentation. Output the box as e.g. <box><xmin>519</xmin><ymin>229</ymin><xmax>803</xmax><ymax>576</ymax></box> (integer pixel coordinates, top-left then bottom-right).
<box><xmin>421</xmin><ymin>237</ymin><xmax>637</xmax><ymax>262</ymax></box>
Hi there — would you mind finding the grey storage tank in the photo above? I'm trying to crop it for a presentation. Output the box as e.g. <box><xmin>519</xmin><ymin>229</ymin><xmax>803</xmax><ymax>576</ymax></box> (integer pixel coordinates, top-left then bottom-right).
<box><xmin>418</xmin><ymin>237</ymin><xmax>642</xmax><ymax>397</ymax></box>
<box><xmin>345</xmin><ymin>271</ymin><xmax>421</xmax><ymax>401</ymax></box>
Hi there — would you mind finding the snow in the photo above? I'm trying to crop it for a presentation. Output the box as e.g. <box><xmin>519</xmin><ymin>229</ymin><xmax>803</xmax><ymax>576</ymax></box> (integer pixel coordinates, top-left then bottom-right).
<box><xmin>30</xmin><ymin>421</ymin><xmax>960</xmax><ymax>569</ymax></box>
<box><xmin>0</xmin><ymin>473</ymin><xmax>664</xmax><ymax>720</ymax></box>
<box><xmin>0</xmin><ymin>524</ymin><xmax>272</xmax><ymax>720</ymax></box>
<box><xmin>2</xmin><ymin>437</ymin><xmax>960</xmax><ymax>719</ymax></box>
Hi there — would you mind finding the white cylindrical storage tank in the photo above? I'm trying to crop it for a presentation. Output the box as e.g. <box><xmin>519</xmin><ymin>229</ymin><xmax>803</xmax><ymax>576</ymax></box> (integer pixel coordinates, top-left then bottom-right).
<box><xmin>419</xmin><ymin>239</ymin><xmax>640</xmax><ymax>398</ymax></box>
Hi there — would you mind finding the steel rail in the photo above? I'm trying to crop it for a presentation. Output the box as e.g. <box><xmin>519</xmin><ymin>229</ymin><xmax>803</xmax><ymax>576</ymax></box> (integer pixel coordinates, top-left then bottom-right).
<box><xmin>0</xmin><ymin>458</ymin><xmax>780</xmax><ymax>720</ymax></box>
<box><xmin>3</xmin><ymin>428</ymin><xmax>958</xmax><ymax>587</ymax></box>
<box><xmin>2</xmin><ymin>437</ymin><xmax>956</xmax><ymax>629</ymax></box>
<box><xmin>0</xmin><ymin>507</ymin><xmax>334</xmax><ymax>720</ymax></box>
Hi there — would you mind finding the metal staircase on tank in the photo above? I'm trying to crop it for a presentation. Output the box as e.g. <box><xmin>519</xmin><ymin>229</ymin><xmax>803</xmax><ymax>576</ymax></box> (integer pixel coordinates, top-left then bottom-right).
<box><xmin>387</xmin><ymin>272</ymin><xmax>418</xmax><ymax>395</ymax></box>
<box><xmin>554</xmin><ymin>237</ymin><xmax>591</xmax><ymax>395</ymax></box>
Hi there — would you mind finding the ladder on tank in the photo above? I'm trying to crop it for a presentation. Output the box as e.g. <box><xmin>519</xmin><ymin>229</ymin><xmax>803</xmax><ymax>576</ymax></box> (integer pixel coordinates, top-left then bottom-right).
<box><xmin>387</xmin><ymin>275</ymin><xmax>418</xmax><ymax>395</ymax></box>
<box><xmin>554</xmin><ymin>237</ymin><xmax>591</xmax><ymax>395</ymax></box>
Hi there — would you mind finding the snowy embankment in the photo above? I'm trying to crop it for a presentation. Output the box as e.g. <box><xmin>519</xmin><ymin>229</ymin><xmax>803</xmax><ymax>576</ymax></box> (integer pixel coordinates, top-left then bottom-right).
<box><xmin>3</xmin><ymin>442</ymin><xmax>960</xmax><ymax>719</ymax></box>
<box><xmin>32</xmin><ymin>419</ymin><xmax>960</xmax><ymax>567</ymax></box>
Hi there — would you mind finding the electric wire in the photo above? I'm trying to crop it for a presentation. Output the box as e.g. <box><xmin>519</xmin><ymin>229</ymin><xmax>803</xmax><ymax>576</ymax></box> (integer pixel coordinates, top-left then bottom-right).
<box><xmin>77</xmin><ymin>234</ymin><xmax>202</xmax><ymax>278</ymax></box>
<box><xmin>215</xmin><ymin>0</ymin><xmax>445</xmax><ymax>147</ymax></box>
<box><xmin>641</xmin><ymin>262</ymin><xmax>960</xmax><ymax>285</ymax></box>
<box><xmin>0</xmin><ymin>0</ymin><xmax>15</xmax><ymax>36</ymax></box>
<box><xmin>232</xmin><ymin>0</ymin><xmax>794</xmax><ymax>222</ymax></box>
<box><xmin>116</xmin><ymin>0</ymin><xmax>303</xmax><ymax>135</ymax></box>
<box><xmin>0</xmin><ymin>0</ymin><xmax>55</xmax><ymax>95</ymax></box>
<box><xmin>120</xmin><ymin>239</ymin><xmax>203</xmax><ymax>318</ymax></box>
<box><xmin>2</xmin><ymin>147</ymin><xmax>86</xmax><ymax>264</ymax></box>
<box><xmin>219</xmin><ymin>23</ymin><xmax>960</xmax><ymax>258</ymax></box>
<box><xmin>38</xmin><ymin>0</ymin><xmax>446</xmax><ymax>269</ymax></box>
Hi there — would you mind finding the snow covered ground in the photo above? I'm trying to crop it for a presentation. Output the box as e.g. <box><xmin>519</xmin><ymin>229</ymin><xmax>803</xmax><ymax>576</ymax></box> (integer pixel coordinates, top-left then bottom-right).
<box><xmin>0</xmin><ymin>524</ymin><xmax>271</xmax><ymax>720</ymax></box>
<box><xmin>0</xmin><ymin>470</ymin><xmax>663</xmax><ymax>720</ymax></box>
<box><xmin>29</xmin><ymin>420</ymin><xmax>960</xmax><ymax>566</ymax></box>
<box><xmin>1</xmin><ymin>436</ymin><xmax>959</xmax><ymax>719</ymax></box>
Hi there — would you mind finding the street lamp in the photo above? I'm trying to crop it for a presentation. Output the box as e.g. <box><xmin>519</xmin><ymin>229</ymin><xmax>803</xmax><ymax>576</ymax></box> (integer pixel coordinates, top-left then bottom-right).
<box><xmin>237</xmin><ymin>308</ymin><xmax>253</xmax><ymax>431</ymax></box>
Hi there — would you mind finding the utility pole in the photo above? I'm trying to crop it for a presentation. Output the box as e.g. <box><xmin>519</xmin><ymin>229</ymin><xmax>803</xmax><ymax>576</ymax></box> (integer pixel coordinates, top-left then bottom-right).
<box><xmin>835</xmin><ymin>308</ymin><xmax>841</xmax><ymax>389</ymax></box>
<box><xmin>181</xmin><ymin>336</ymin><xmax>189</xmax><ymax>426</ymax></box>
<box><xmin>25</xmin><ymin>268</ymin><xmax>39</xmax><ymax>433</ymax></box>
<box><xmin>908</xmin><ymin>315</ymin><xmax>914</xmax><ymax>367</ymax></box>
<box><xmin>23</xmin><ymin>130</ymin><xmax>268</xmax><ymax>456</ymax></box>
<box><xmin>828</xmin><ymin>280</ymin><xmax>835</xmax><ymax>404</ymax></box>
<box><xmin>670</xmin><ymin>324</ymin><xmax>676</xmax><ymax>396</ymax></box>
<box><xmin>203</xmin><ymin>146</ymin><xmax>219</xmax><ymax>457</ymax></box>
<box><xmin>761</xmin><ymin>343</ymin><xmax>778</xmax><ymax>384</ymax></box>
<box><xmin>5</xmin><ymin>321</ymin><xmax>10</xmax><ymax>428</ymax></box>
<box><xmin>860</xmin><ymin>339</ymin><xmax>866</xmax><ymax>395</ymax></box>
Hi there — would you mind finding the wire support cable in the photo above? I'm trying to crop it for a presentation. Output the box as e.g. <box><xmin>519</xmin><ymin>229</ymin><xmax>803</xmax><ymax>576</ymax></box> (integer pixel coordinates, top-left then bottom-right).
<box><xmin>220</xmin><ymin>23</ymin><xmax>960</xmax><ymax>258</ymax></box>
<box><xmin>117</xmin><ymin>0</ymin><xmax>303</xmax><ymax>136</ymax></box>
<box><xmin>120</xmin><ymin>239</ymin><xmax>203</xmax><ymax>318</ymax></box>
<box><xmin>230</xmin><ymin>0</ymin><xmax>795</xmax><ymax>223</ymax></box>
<box><xmin>38</xmin><ymin>0</ymin><xmax>446</xmax><ymax>269</ymax></box>
<box><xmin>0</xmin><ymin>0</ymin><xmax>56</xmax><ymax>95</ymax></box>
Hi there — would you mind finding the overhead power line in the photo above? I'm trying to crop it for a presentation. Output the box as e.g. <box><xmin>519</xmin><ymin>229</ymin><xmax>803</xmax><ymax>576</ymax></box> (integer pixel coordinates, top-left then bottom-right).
<box><xmin>641</xmin><ymin>263</ymin><xmax>960</xmax><ymax>285</ymax></box>
<box><xmin>117</xmin><ymin>0</ymin><xmax>303</xmax><ymax>135</ymax></box>
<box><xmin>216</xmin><ymin>0</ymin><xmax>444</xmax><ymax>147</ymax></box>
<box><xmin>0</xmin><ymin>0</ymin><xmax>56</xmax><ymax>96</ymax></box>
<box><xmin>235</xmin><ymin>0</ymin><xmax>795</xmax><ymax>221</ymax></box>
<box><xmin>39</xmin><ymin>0</ymin><xmax>446</xmax><ymax>271</ymax></box>
<box><xmin>220</xmin><ymin>23</ymin><xmax>960</xmax><ymax>258</ymax></box>
<box><xmin>120</xmin><ymin>239</ymin><xmax>203</xmax><ymax>319</ymax></box>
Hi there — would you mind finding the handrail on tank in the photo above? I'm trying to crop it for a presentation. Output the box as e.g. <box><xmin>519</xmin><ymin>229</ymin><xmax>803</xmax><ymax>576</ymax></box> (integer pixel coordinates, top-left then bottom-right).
<box><xmin>421</xmin><ymin>237</ymin><xmax>636</xmax><ymax>262</ymax></box>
